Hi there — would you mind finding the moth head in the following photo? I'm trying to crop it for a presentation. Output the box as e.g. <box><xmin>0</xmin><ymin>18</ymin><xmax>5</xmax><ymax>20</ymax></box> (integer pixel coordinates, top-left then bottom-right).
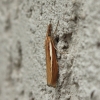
<box><xmin>47</xmin><ymin>24</ymin><xmax>52</xmax><ymax>36</ymax></box>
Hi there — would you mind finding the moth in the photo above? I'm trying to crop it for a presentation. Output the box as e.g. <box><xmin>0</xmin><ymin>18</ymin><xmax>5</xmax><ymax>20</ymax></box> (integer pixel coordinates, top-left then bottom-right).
<box><xmin>45</xmin><ymin>22</ymin><xmax>58</xmax><ymax>87</ymax></box>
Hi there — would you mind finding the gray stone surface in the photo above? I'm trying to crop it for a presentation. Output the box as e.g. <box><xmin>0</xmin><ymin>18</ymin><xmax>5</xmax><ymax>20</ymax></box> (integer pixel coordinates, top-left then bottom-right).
<box><xmin>0</xmin><ymin>0</ymin><xmax>100</xmax><ymax>100</ymax></box>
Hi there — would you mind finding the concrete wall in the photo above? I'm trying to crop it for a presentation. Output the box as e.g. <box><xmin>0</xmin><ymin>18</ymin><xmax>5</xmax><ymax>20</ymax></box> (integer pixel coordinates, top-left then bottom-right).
<box><xmin>0</xmin><ymin>0</ymin><xmax>100</xmax><ymax>100</ymax></box>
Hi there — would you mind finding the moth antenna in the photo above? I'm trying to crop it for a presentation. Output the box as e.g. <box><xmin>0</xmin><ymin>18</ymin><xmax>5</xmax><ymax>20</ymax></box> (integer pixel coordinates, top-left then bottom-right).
<box><xmin>53</xmin><ymin>20</ymin><xmax>68</xmax><ymax>54</ymax></box>
<box><xmin>49</xmin><ymin>19</ymin><xmax>52</xmax><ymax>24</ymax></box>
<box><xmin>54</xmin><ymin>20</ymin><xmax>59</xmax><ymax>35</ymax></box>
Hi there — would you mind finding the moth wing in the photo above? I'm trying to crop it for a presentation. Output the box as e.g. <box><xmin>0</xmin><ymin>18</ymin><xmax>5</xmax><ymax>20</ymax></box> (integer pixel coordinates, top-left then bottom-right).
<box><xmin>51</xmin><ymin>39</ymin><xmax>58</xmax><ymax>87</ymax></box>
<box><xmin>45</xmin><ymin>37</ymin><xmax>52</xmax><ymax>86</ymax></box>
<box><xmin>45</xmin><ymin>36</ymin><xmax>58</xmax><ymax>87</ymax></box>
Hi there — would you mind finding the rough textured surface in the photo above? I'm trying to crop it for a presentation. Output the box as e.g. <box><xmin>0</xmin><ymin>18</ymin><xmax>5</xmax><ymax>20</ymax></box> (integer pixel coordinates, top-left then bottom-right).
<box><xmin>0</xmin><ymin>0</ymin><xmax>100</xmax><ymax>100</ymax></box>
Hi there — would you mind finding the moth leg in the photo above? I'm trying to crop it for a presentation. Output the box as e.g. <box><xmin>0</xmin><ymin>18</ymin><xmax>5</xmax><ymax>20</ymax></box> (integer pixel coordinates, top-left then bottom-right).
<box><xmin>44</xmin><ymin>40</ymin><xmax>46</xmax><ymax>49</ymax></box>
<box><xmin>53</xmin><ymin>43</ymin><xmax>68</xmax><ymax>54</ymax></box>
